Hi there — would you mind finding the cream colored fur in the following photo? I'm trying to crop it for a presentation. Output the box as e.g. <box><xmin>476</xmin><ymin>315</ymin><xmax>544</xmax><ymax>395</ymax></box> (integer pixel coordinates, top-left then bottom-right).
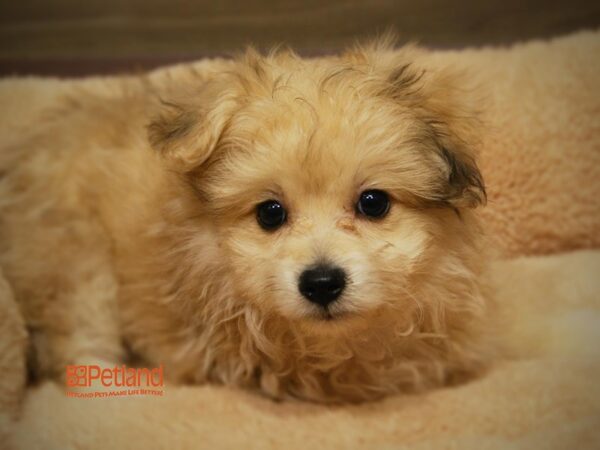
<box><xmin>0</xmin><ymin>32</ymin><xmax>600</xmax><ymax>450</ymax></box>
<box><xmin>0</xmin><ymin>40</ymin><xmax>494</xmax><ymax>404</ymax></box>
<box><xmin>0</xmin><ymin>268</ymin><xmax>27</xmax><ymax>444</ymax></box>
<box><xmin>7</xmin><ymin>250</ymin><xmax>600</xmax><ymax>450</ymax></box>
<box><xmin>1</xmin><ymin>30</ymin><xmax>600</xmax><ymax>449</ymax></box>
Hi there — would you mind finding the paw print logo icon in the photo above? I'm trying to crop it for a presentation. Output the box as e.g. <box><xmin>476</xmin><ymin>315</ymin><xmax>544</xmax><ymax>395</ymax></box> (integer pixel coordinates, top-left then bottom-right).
<box><xmin>66</xmin><ymin>365</ymin><xmax>89</xmax><ymax>387</ymax></box>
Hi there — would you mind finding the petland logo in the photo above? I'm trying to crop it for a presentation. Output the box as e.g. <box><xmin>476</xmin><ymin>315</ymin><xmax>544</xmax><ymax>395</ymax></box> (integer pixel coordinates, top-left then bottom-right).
<box><xmin>66</xmin><ymin>364</ymin><xmax>164</xmax><ymax>398</ymax></box>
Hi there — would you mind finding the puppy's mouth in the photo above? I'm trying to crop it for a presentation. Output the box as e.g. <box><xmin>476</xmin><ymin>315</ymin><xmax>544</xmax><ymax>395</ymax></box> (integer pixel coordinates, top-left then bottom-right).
<box><xmin>296</xmin><ymin>305</ymin><xmax>368</xmax><ymax>335</ymax></box>
<box><xmin>320</xmin><ymin>310</ymin><xmax>338</xmax><ymax>321</ymax></box>
<box><xmin>307</xmin><ymin>305</ymin><xmax>351</xmax><ymax>322</ymax></box>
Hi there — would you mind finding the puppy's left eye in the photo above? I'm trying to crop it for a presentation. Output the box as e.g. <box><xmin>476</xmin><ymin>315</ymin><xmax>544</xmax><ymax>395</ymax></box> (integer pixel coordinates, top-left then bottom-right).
<box><xmin>357</xmin><ymin>190</ymin><xmax>390</xmax><ymax>218</ymax></box>
<box><xmin>256</xmin><ymin>200</ymin><xmax>287</xmax><ymax>230</ymax></box>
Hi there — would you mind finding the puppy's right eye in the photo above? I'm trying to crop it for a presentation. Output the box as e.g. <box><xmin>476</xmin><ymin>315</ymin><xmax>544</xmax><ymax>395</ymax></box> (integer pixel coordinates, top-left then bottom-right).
<box><xmin>256</xmin><ymin>200</ymin><xmax>287</xmax><ymax>230</ymax></box>
<box><xmin>357</xmin><ymin>189</ymin><xmax>390</xmax><ymax>219</ymax></box>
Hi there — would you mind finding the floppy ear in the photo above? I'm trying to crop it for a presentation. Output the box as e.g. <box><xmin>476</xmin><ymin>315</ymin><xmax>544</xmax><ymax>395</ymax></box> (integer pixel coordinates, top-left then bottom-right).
<box><xmin>147</xmin><ymin>82</ymin><xmax>239</xmax><ymax>172</ymax></box>
<box><xmin>435</xmin><ymin>140</ymin><xmax>486</xmax><ymax>208</ymax></box>
<box><xmin>383</xmin><ymin>52</ymin><xmax>486</xmax><ymax>208</ymax></box>
<box><xmin>421</xmin><ymin>81</ymin><xmax>486</xmax><ymax>209</ymax></box>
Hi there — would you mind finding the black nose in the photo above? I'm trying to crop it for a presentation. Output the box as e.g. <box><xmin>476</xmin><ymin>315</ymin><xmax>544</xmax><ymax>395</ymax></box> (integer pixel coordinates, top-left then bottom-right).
<box><xmin>298</xmin><ymin>265</ymin><xmax>346</xmax><ymax>307</ymax></box>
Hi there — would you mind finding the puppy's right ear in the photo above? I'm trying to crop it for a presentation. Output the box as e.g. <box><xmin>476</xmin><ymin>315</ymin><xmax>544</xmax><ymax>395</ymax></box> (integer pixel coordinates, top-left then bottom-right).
<box><xmin>147</xmin><ymin>84</ymin><xmax>239</xmax><ymax>172</ymax></box>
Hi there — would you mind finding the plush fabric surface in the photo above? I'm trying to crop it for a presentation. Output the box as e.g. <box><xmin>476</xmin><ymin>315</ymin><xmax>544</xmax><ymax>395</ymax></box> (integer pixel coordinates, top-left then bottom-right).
<box><xmin>471</xmin><ymin>32</ymin><xmax>600</xmax><ymax>256</ymax></box>
<box><xmin>7</xmin><ymin>251</ymin><xmax>600</xmax><ymax>450</ymax></box>
<box><xmin>1</xmin><ymin>31</ymin><xmax>599</xmax><ymax>449</ymax></box>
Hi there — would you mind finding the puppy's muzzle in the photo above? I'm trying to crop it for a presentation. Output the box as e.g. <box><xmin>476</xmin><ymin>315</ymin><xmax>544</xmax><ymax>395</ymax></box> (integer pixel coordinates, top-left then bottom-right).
<box><xmin>298</xmin><ymin>264</ymin><xmax>346</xmax><ymax>307</ymax></box>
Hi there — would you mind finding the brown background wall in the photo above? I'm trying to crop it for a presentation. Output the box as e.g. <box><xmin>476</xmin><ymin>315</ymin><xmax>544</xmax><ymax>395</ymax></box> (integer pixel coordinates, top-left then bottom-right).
<box><xmin>1</xmin><ymin>0</ymin><xmax>599</xmax><ymax>76</ymax></box>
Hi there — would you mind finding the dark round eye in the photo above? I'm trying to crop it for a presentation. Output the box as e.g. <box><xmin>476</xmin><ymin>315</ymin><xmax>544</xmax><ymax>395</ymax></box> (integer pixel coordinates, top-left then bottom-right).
<box><xmin>357</xmin><ymin>190</ymin><xmax>390</xmax><ymax>218</ymax></box>
<box><xmin>256</xmin><ymin>200</ymin><xmax>287</xmax><ymax>230</ymax></box>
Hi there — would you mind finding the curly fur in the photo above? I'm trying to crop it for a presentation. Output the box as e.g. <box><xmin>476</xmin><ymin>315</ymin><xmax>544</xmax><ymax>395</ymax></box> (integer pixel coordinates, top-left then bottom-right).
<box><xmin>0</xmin><ymin>40</ymin><xmax>495</xmax><ymax>403</ymax></box>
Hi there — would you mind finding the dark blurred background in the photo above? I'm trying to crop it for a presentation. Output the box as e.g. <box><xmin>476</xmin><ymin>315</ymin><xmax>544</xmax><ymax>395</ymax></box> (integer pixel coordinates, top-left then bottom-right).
<box><xmin>1</xmin><ymin>0</ymin><xmax>599</xmax><ymax>77</ymax></box>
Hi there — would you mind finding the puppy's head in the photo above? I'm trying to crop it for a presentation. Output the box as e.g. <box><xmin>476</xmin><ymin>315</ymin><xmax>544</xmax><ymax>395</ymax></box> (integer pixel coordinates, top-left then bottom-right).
<box><xmin>149</xmin><ymin>43</ymin><xmax>485</xmax><ymax>330</ymax></box>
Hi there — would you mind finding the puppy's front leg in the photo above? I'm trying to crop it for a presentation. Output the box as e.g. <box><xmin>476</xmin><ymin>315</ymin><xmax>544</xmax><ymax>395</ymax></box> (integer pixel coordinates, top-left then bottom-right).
<box><xmin>27</xmin><ymin>251</ymin><xmax>125</xmax><ymax>383</ymax></box>
<box><xmin>0</xmin><ymin>268</ymin><xmax>27</xmax><ymax>441</ymax></box>
<box><xmin>0</xmin><ymin>212</ymin><xmax>127</xmax><ymax>385</ymax></box>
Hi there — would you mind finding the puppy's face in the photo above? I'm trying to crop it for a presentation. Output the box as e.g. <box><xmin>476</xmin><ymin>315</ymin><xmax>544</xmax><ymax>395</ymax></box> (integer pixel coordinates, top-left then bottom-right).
<box><xmin>149</xmin><ymin>46</ymin><xmax>485</xmax><ymax>329</ymax></box>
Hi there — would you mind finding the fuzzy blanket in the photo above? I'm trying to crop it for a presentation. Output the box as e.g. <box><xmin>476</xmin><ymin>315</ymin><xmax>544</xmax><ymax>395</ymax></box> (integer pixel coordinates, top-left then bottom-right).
<box><xmin>2</xmin><ymin>31</ymin><xmax>600</xmax><ymax>449</ymax></box>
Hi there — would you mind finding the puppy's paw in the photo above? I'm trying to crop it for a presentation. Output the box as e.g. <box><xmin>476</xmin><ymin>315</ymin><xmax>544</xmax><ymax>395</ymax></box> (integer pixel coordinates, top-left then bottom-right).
<box><xmin>0</xmin><ymin>270</ymin><xmax>28</xmax><ymax>443</ymax></box>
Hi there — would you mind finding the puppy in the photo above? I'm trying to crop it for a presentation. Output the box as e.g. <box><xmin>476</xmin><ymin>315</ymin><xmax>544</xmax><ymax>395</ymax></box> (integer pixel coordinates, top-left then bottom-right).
<box><xmin>0</xmin><ymin>40</ymin><xmax>493</xmax><ymax>403</ymax></box>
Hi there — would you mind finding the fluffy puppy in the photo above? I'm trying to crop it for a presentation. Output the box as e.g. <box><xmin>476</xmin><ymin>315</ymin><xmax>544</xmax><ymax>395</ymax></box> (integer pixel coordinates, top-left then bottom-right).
<box><xmin>0</xmin><ymin>40</ymin><xmax>493</xmax><ymax>403</ymax></box>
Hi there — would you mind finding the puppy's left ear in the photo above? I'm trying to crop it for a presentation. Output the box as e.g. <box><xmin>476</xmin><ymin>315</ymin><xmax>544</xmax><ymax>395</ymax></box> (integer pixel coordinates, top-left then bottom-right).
<box><xmin>435</xmin><ymin>140</ymin><xmax>486</xmax><ymax>209</ymax></box>
<box><xmin>147</xmin><ymin>80</ymin><xmax>239</xmax><ymax>172</ymax></box>
<box><xmin>412</xmin><ymin>69</ymin><xmax>486</xmax><ymax>209</ymax></box>
<box><xmin>382</xmin><ymin>50</ymin><xmax>486</xmax><ymax>208</ymax></box>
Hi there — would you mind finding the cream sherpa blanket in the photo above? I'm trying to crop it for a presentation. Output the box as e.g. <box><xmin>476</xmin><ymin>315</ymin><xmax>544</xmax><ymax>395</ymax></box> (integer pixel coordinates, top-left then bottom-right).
<box><xmin>2</xmin><ymin>31</ymin><xmax>600</xmax><ymax>449</ymax></box>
